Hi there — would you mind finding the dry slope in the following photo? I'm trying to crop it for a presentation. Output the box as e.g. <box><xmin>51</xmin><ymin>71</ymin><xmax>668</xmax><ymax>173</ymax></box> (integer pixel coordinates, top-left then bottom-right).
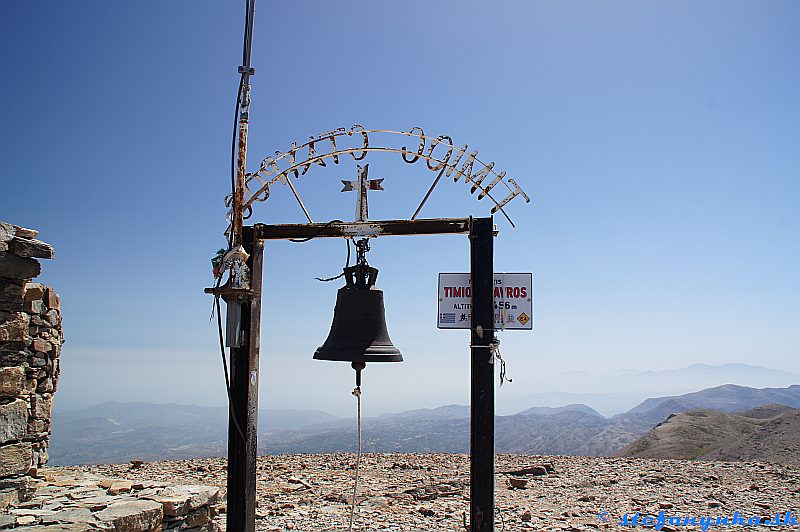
<box><xmin>620</xmin><ymin>405</ymin><xmax>800</xmax><ymax>464</ymax></box>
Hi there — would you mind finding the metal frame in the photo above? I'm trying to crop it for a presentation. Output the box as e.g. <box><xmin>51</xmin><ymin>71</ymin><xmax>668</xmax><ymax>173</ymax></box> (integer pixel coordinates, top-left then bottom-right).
<box><xmin>210</xmin><ymin>216</ymin><xmax>496</xmax><ymax>532</ymax></box>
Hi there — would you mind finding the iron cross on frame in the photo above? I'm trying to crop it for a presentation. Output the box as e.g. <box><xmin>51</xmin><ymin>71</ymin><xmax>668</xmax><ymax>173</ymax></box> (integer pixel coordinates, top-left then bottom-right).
<box><xmin>341</xmin><ymin>164</ymin><xmax>384</xmax><ymax>223</ymax></box>
<box><xmin>341</xmin><ymin>164</ymin><xmax>384</xmax><ymax>265</ymax></box>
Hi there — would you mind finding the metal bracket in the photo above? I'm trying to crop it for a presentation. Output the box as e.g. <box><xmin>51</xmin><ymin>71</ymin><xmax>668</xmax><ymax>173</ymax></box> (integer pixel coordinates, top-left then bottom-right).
<box><xmin>203</xmin><ymin>286</ymin><xmax>254</xmax><ymax>348</ymax></box>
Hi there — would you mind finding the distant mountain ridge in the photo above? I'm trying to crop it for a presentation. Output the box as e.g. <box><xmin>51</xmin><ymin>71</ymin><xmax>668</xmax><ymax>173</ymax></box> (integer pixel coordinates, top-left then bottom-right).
<box><xmin>622</xmin><ymin>384</ymin><xmax>800</xmax><ymax>424</ymax></box>
<box><xmin>50</xmin><ymin>384</ymin><xmax>800</xmax><ymax>466</ymax></box>
<box><xmin>56</xmin><ymin>401</ymin><xmax>338</xmax><ymax>431</ymax></box>
<box><xmin>500</xmin><ymin>363</ymin><xmax>800</xmax><ymax>416</ymax></box>
<box><xmin>517</xmin><ymin>404</ymin><xmax>602</xmax><ymax>417</ymax></box>
<box><xmin>630</xmin><ymin>363</ymin><xmax>799</xmax><ymax>380</ymax></box>
<box><xmin>50</xmin><ymin>402</ymin><xmax>340</xmax><ymax>465</ymax></box>
<box><xmin>377</xmin><ymin>404</ymin><xmax>470</xmax><ymax>421</ymax></box>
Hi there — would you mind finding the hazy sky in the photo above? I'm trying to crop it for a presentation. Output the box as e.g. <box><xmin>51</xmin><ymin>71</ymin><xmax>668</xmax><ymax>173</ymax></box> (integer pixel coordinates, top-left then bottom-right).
<box><xmin>2</xmin><ymin>1</ymin><xmax>798</xmax><ymax>416</ymax></box>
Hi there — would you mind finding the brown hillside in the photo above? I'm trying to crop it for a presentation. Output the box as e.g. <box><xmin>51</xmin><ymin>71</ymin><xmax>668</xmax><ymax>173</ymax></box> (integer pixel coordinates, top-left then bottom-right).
<box><xmin>737</xmin><ymin>403</ymin><xmax>797</xmax><ymax>419</ymax></box>
<box><xmin>619</xmin><ymin>407</ymin><xmax>800</xmax><ymax>464</ymax></box>
<box><xmin>703</xmin><ymin>409</ymin><xmax>800</xmax><ymax>464</ymax></box>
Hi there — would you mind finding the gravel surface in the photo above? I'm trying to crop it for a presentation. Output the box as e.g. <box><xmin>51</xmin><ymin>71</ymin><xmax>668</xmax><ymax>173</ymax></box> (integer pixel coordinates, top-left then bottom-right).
<box><xmin>54</xmin><ymin>453</ymin><xmax>800</xmax><ymax>531</ymax></box>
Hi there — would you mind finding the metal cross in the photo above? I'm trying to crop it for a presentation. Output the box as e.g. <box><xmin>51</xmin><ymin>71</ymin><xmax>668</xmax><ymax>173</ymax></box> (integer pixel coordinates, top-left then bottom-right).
<box><xmin>341</xmin><ymin>164</ymin><xmax>384</xmax><ymax>222</ymax></box>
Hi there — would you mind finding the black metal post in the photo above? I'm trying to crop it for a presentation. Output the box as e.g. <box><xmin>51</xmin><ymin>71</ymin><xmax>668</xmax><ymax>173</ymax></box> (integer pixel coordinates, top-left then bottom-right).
<box><xmin>470</xmin><ymin>217</ymin><xmax>495</xmax><ymax>531</ymax></box>
<box><xmin>227</xmin><ymin>226</ymin><xmax>263</xmax><ymax>532</ymax></box>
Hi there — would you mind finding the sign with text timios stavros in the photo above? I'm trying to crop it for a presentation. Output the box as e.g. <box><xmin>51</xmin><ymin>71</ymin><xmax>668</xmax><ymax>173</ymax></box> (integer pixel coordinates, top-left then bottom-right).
<box><xmin>437</xmin><ymin>273</ymin><xmax>533</xmax><ymax>330</ymax></box>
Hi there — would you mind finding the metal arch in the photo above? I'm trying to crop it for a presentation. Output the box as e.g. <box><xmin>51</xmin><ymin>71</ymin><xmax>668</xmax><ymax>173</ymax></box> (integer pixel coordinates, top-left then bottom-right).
<box><xmin>224</xmin><ymin>126</ymin><xmax>531</xmax><ymax>229</ymax></box>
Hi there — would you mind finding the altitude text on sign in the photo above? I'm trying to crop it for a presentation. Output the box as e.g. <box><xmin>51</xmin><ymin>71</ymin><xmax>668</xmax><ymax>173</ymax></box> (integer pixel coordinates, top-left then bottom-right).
<box><xmin>437</xmin><ymin>273</ymin><xmax>533</xmax><ymax>330</ymax></box>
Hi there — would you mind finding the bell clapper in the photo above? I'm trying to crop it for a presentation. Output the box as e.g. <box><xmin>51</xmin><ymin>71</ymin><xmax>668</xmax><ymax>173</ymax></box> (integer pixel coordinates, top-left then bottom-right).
<box><xmin>351</xmin><ymin>361</ymin><xmax>366</xmax><ymax>388</ymax></box>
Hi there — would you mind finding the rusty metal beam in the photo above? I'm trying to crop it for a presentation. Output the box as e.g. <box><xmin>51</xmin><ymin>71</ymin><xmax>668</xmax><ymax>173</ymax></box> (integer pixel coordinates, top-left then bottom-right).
<box><xmin>253</xmin><ymin>217</ymin><xmax>472</xmax><ymax>240</ymax></box>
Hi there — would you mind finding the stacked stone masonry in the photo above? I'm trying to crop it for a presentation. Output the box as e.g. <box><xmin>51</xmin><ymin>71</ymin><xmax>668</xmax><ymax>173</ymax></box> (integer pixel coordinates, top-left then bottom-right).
<box><xmin>0</xmin><ymin>221</ymin><xmax>62</xmax><ymax>508</ymax></box>
<box><xmin>1</xmin><ymin>223</ymin><xmax>225</xmax><ymax>531</ymax></box>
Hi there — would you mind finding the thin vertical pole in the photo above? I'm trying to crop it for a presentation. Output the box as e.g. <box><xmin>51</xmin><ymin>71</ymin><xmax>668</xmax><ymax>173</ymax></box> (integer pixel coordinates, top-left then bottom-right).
<box><xmin>470</xmin><ymin>216</ymin><xmax>495</xmax><ymax>531</ymax></box>
<box><xmin>232</xmin><ymin>0</ymin><xmax>255</xmax><ymax>248</ymax></box>
<box><xmin>227</xmin><ymin>226</ymin><xmax>263</xmax><ymax>532</ymax></box>
<box><xmin>232</xmin><ymin>102</ymin><xmax>248</xmax><ymax>247</ymax></box>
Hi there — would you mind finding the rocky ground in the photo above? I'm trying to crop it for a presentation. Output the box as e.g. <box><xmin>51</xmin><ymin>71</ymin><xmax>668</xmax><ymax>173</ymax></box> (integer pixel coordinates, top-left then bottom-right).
<box><xmin>43</xmin><ymin>453</ymin><xmax>800</xmax><ymax>531</ymax></box>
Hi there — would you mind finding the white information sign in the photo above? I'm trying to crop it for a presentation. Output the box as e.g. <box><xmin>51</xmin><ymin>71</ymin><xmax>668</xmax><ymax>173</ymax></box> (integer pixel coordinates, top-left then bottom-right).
<box><xmin>437</xmin><ymin>272</ymin><xmax>533</xmax><ymax>330</ymax></box>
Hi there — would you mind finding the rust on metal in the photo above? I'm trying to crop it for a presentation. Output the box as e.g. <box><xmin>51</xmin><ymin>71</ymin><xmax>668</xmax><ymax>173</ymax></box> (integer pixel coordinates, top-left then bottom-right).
<box><xmin>232</xmin><ymin>83</ymin><xmax>251</xmax><ymax>247</ymax></box>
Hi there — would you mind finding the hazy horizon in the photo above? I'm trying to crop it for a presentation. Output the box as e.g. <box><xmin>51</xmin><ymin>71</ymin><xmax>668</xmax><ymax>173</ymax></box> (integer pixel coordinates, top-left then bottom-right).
<box><xmin>53</xmin><ymin>362</ymin><xmax>800</xmax><ymax>418</ymax></box>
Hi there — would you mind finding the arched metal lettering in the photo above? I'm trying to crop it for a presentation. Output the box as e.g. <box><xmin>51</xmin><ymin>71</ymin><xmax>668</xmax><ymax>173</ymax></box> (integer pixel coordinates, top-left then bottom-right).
<box><xmin>226</xmin><ymin>126</ymin><xmax>531</xmax><ymax>228</ymax></box>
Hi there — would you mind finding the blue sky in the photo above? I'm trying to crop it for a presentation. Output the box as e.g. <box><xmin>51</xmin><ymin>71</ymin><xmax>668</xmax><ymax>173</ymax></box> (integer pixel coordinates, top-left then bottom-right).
<box><xmin>1</xmin><ymin>1</ymin><xmax>798</xmax><ymax>416</ymax></box>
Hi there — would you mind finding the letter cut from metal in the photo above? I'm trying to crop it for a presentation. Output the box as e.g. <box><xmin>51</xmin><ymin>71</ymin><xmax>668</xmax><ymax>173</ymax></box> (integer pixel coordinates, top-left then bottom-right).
<box><xmin>231</xmin><ymin>127</ymin><xmax>531</xmax><ymax>231</ymax></box>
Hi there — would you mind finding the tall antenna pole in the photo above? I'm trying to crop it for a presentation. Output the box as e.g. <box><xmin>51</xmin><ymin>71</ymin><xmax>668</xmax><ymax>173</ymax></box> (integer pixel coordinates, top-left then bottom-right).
<box><xmin>233</xmin><ymin>0</ymin><xmax>256</xmax><ymax>247</ymax></box>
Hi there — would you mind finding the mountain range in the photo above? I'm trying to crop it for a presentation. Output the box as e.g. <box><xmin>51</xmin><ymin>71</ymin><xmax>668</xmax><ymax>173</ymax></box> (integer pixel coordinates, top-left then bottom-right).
<box><xmin>50</xmin><ymin>402</ymin><xmax>337</xmax><ymax>465</ymax></box>
<box><xmin>498</xmin><ymin>363</ymin><xmax>800</xmax><ymax>416</ymax></box>
<box><xmin>620</xmin><ymin>384</ymin><xmax>800</xmax><ymax>424</ymax></box>
<box><xmin>49</xmin><ymin>382</ymin><xmax>800</xmax><ymax>466</ymax></box>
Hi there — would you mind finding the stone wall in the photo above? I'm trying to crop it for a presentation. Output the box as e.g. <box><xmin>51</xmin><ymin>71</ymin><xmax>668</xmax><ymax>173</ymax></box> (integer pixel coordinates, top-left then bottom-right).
<box><xmin>0</xmin><ymin>221</ymin><xmax>62</xmax><ymax>507</ymax></box>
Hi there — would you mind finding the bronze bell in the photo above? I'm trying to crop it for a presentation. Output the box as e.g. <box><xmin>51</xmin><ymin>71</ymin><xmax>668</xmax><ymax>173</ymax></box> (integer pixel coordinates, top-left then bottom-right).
<box><xmin>314</xmin><ymin>264</ymin><xmax>402</xmax><ymax>367</ymax></box>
